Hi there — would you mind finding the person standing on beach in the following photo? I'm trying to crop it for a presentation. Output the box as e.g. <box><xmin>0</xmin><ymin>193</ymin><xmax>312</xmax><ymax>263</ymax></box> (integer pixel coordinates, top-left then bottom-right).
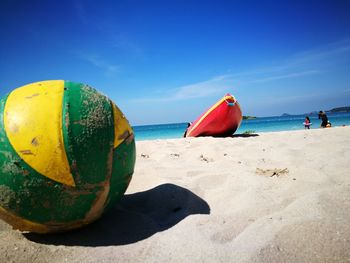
<box><xmin>318</xmin><ymin>111</ymin><xmax>329</xmax><ymax>128</ymax></box>
<box><xmin>304</xmin><ymin>116</ymin><xmax>311</xmax><ymax>129</ymax></box>
<box><xmin>183</xmin><ymin>122</ymin><xmax>192</xmax><ymax>137</ymax></box>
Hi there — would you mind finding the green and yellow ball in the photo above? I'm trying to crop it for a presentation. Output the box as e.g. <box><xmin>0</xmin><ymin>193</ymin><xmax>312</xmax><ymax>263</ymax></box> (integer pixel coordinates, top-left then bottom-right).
<box><xmin>0</xmin><ymin>80</ymin><xmax>136</xmax><ymax>233</ymax></box>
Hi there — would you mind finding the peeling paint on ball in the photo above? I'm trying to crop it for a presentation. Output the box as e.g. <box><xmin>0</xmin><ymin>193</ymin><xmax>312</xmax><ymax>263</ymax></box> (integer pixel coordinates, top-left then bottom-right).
<box><xmin>0</xmin><ymin>80</ymin><xmax>136</xmax><ymax>233</ymax></box>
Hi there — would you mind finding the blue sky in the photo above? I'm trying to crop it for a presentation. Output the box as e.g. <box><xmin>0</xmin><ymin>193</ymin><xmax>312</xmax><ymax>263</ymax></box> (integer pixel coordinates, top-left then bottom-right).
<box><xmin>1</xmin><ymin>0</ymin><xmax>350</xmax><ymax>125</ymax></box>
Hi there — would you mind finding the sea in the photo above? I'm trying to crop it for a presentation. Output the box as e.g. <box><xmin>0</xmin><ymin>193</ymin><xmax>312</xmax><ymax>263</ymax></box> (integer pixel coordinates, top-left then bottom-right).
<box><xmin>132</xmin><ymin>112</ymin><xmax>350</xmax><ymax>141</ymax></box>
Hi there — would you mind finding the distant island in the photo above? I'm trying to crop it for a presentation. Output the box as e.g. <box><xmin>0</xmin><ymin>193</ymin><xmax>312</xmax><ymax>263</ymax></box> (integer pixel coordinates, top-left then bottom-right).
<box><xmin>281</xmin><ymin>113</ymin><xmax>291</xmax><ymax>117</ymax></box>
<box><xmin>281</xmin><ymin>106</ymin><xmax>350</xmax><ymax>117</ymax></box>
<box><xmin>327</xmin><ymin>107</ymin><xmax>350</xmax><ymax>113</ymax></box>
<box><xmin>243</xmin><ymin>116</ymin><xmax>257</xmax><ymax>120</ymax></box>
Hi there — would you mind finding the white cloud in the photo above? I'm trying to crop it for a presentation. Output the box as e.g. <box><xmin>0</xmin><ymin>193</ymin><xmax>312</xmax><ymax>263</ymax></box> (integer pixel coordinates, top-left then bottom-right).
<box><xmin>78</xmin><ymin>53</ymin><xmax>120</xmax><ymax>76</ymax></box>
<box><xmin>111</xmin><ymin>34</ymin><xmax>143</xmax><ymax>55</ymax></box>
<box><xmin>286</xmin><ymin>38</ymin><xmax>350</xmax><ymax>65</ymax></box>
<box><xmin>131</xmin><ymin>69</ymin><xmax>320</xmax><ymax>103</ymax></box>
<box><xmin>172</xmin><ymin>76</ymin><xmax>231</xmax><ymax>99</ymax></box>
<box><xmin>132</xmin><ymin>38</ymin><xmax>350</xmax><ymax>103</ymax></box>
<box><xmin>244</xmin><ymin>70</ymin><xmax>320</xmax><ymax>84</ymax></box>
<box><xmin>132</xmin><ymin>75</ymin><xmax>234</xmax><ymax>103</ymax></box>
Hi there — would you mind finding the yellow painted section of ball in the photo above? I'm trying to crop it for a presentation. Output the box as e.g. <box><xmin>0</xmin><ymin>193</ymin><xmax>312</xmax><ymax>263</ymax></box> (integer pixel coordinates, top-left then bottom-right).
<box><xmin>112</xmin><ymin>102</ymin><xmax>133</xmax><ymax>148</ymax></box>
<box><xmin>3</xmin><ymin>80</ymin><xmax>75</xmax><ymax>187</ymax></box>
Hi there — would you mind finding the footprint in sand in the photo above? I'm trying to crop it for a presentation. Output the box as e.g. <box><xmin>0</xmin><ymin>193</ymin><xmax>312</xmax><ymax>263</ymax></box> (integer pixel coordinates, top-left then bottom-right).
<box><xmin>140</xmin><ymin>153</ymin><xmax>150</xmax><ymax>158</ymax></box>
<box><xmin>170</xmin><ymin>153</ymin><xmax>180</xmax><ymax>158</ymax></box>
<box><xmin>200</xmin><ymin>154</ymin><xmax>214</xmax><ymax>163</ymax></box>
<box><xmin>256</xmin><ymin>168</ymin><xmax>289</xmax><ymax>177</ymax></box>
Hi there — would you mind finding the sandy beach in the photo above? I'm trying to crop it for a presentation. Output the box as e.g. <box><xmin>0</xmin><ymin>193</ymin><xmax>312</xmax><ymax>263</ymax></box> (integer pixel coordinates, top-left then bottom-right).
<box><xmin>1</xmin><ymin>126</ymin><xmax>350</xmax><ymax>263</ymax></box>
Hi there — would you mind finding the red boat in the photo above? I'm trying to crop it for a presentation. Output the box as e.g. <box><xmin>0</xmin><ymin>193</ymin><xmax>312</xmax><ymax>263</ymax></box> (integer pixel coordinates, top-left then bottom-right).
<box><xmin>184</xmin><ymin>94</ymin><xmax>242</xmax><ymax>137</ymax></box>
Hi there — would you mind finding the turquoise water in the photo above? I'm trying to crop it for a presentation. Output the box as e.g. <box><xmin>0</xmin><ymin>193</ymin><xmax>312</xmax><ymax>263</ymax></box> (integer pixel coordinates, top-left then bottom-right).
<box><xmin>133</xmin><ymin>112</ymin><xmax>350</xmax><ymax>141</ymax></box>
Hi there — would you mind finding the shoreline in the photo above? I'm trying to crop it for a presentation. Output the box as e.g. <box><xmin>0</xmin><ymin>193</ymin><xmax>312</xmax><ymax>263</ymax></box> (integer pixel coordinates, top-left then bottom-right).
<box><xmin>1</xmin><ymin>126</ymin><xmax>350</xmax><ymax>262</ymax></box>
<box><xmin>135</xmin><ymin>125</ymin><xmax>349</xmax><ymax>142</ymax></box>
<box><xmin>132</xmin><ymin>112</ymin><xmax>350</xmax><ymax>141</ymax></box>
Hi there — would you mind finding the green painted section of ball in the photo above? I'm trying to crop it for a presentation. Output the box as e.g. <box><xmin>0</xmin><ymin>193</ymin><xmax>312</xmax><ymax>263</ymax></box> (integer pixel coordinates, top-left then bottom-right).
<box><xmin>107</xmin><ymin>137</ymin><xmax>136</xmax><ymax>208</ymax></box>
<box><xmin>62</xmin><ymin>82</ymin><xmax>115</xmax><ymax>184</ymax></box>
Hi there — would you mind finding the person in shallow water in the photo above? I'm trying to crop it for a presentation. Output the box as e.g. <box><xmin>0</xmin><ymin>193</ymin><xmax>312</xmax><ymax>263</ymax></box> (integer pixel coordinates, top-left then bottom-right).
<box><xmin>318</xmin><ymin>111</ymin><xmax>331</xmax><ymax>128</ymax></box>
<box><xmin>304</xmin><ymin>116</ymin><xmax>311</xmax><ymax>129</ymax></box>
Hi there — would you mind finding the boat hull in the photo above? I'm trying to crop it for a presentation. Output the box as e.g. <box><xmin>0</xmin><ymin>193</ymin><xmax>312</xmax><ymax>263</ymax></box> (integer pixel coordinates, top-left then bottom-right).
<box><xmin>185</xmin><ymin>94</ymin><xmax>242</xmax><ymax>137</ymax></box>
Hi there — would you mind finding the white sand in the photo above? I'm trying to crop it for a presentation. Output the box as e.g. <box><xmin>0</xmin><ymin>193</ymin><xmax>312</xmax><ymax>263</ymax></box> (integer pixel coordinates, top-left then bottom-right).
<box><xmin>1</xmin><ymin>126</ymin><xmax>350</xmax><ymax>262</ymax></box>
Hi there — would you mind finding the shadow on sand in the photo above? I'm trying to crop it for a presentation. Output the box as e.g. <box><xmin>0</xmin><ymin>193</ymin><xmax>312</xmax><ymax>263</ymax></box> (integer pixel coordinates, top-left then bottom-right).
<box><xmin>24</xmin><ymin>183</ymin><xmax>210</xmax><ymax>247</ymax></box>
<box><xmin>231</xmin><ymin>133</ymin><xmax>259</xmax><ymax>138</ymax></box>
